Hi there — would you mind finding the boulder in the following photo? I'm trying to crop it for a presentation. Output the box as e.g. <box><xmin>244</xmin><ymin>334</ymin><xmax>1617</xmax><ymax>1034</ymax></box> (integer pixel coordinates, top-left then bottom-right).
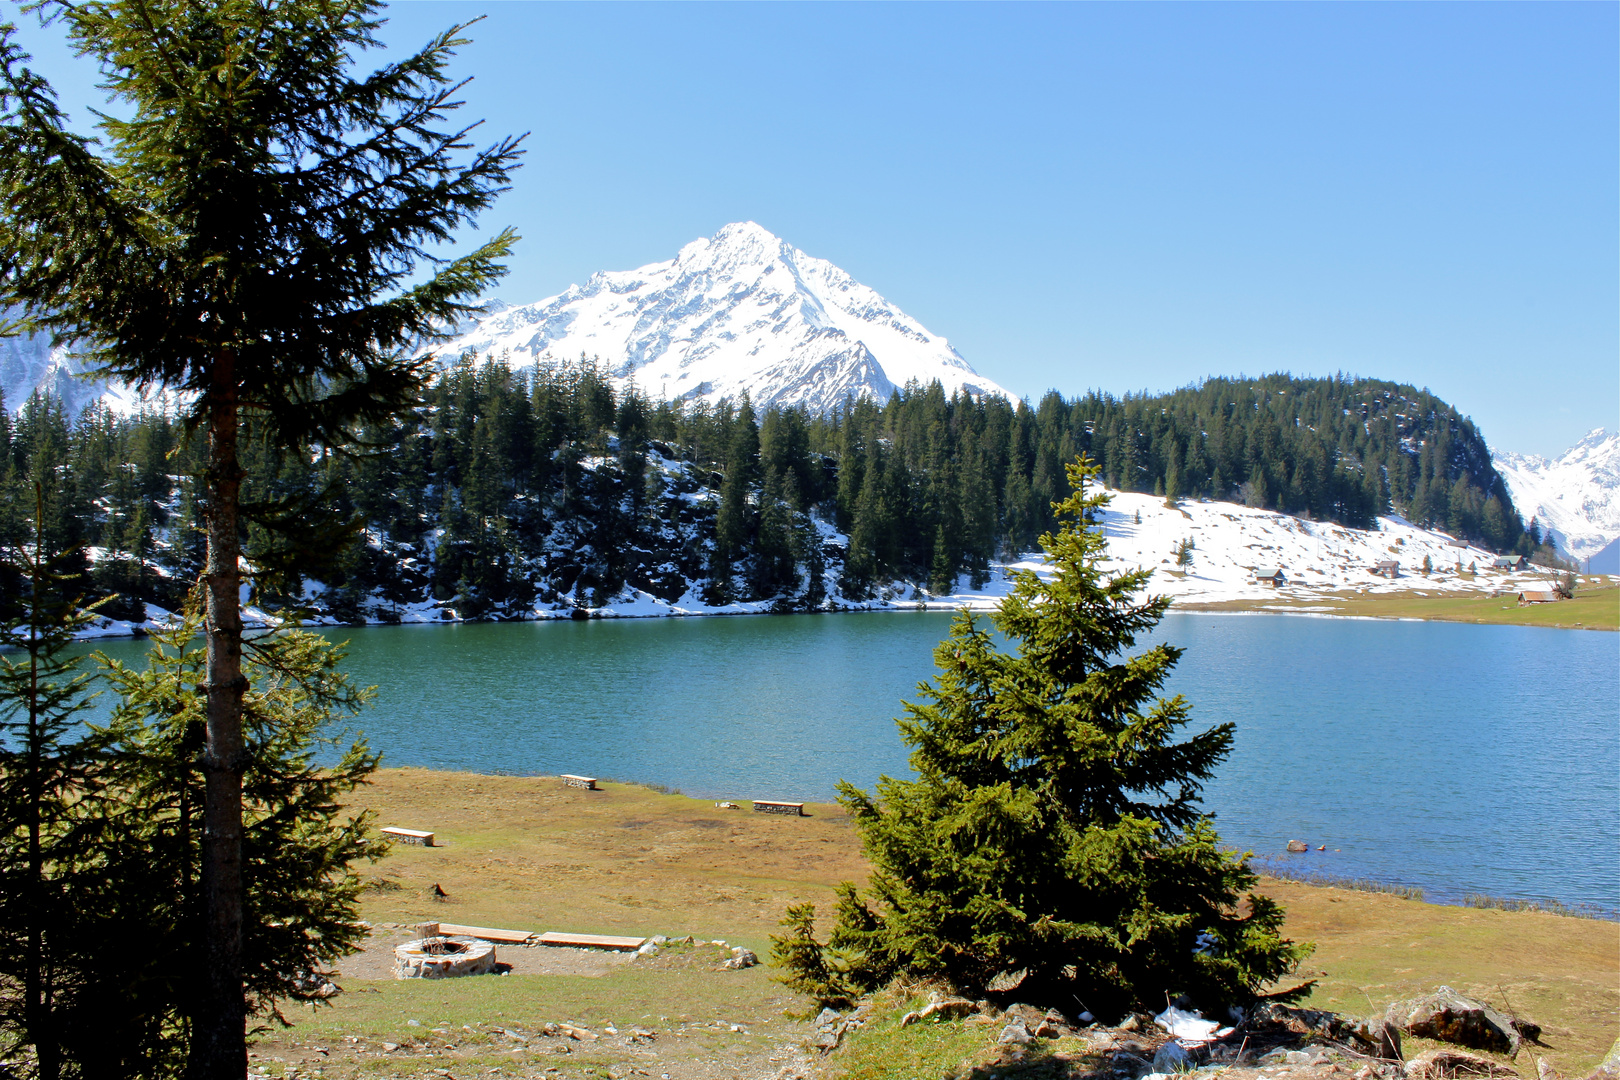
<box><xmin>1387</xmin><ymin>986</ymin><xmax>1530</xmax><ymax>1056</ymax></box>
<box><xmin>1287</xmin><ymin>840</ymin><xmax>1310</xmax><ymax>853</ymax></box>
<box><xmin>1375</xmin><ymin>1017</ymin><xmax>1405</xmax><ymax>1062</ymax></box>
<box><xmin>1153</xmin><ymin>1041</ymin><xmax>1196</xmax><ymax>1073</ymax></box>
<box><xmin>1035</xmin><ymin>1008</ymin><xmax>1070</xmax><ymax>1038</ymax></box>
<box><xmin>899</xmin><ymin>998</ymin><xmax>979</xmax><ymax>1026</ymax></box>
<box><xmin>1004</xmin><ymin>1003</ymin><xmax>1047</xmax><ymax>1028</ymax></box>
<box><xmin>1406</xmin><ymin>1049</ymin><xmax>1521</xmax><ymax>1080</ymax></box>
<box><xmin>722</xmin><ymin>947</ymin><xmax>758</xmax><ymax>970</ymax></box>
<box><xmin>998</xmin><ymin>1021</ymin><xmax>1033</xmax><ymax>1045</ymax></box>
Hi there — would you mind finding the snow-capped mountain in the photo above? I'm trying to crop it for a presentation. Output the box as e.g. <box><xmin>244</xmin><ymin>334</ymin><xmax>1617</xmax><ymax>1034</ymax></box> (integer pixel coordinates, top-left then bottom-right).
<box><xmin>1494</xmin><ymin>428</ymin><xmax>1620</xmax><ymax>573</ymax></box>
<box><xmin>0</xmin><ymin>324</ymin><xmax>118</xmax><ymax>416</ymax></box>
<box><xmin>425</xmin><ymin>221</ymin><xmax>1014</xmax><ymax>414</ymax></box>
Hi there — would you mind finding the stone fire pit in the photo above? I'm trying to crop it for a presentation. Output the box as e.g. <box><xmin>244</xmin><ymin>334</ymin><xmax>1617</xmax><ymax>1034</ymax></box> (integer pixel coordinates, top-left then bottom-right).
<box><xmin>393</xmin><ymin>935</ymin><xmax>497</xmax><ymax>979</ymax></box>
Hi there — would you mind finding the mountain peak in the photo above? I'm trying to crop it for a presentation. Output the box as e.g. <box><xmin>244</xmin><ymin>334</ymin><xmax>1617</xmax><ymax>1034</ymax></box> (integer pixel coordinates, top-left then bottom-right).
<box><xmin>426</xmin><ymin>224</ymin><xmax>1014</xmax><ymax>414</ymax></box>
<box><xmin>1493</xmin><ymin>429</ymin><xmax>1620</xmax><ymax>570</ymax></box>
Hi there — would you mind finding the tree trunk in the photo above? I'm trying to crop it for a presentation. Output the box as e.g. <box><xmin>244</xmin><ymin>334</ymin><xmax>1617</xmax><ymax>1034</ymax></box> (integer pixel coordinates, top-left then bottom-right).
<box><xmin>25</xmin><ymin>489</ymin><xmax>58</xmax><ymax>1080</ymax></box>
<box><xmin>191</xmin><ymin>356</ymin><xmax>247</xmax><ymax>1079</ymax></box>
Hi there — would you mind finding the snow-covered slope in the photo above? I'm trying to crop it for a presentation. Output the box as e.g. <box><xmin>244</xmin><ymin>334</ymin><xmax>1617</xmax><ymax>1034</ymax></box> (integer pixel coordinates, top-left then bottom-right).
<box><xmin>926</xmin><ymin>490</ymin><xmax>1550</xmax><ymax>615</ymax></box>
<box><xmin>425</xmin><ymin>221</ymin><xmax>1013</xmax><ymax>413</ymax></box>
<box><xmin>1494</xmin><ymin>429</ymin><xmax>1620</xmax><ymax>573</ymax></box>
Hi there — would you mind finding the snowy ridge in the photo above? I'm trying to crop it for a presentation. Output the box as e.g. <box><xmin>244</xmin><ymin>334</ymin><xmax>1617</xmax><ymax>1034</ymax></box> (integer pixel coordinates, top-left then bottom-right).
<box><xmin>1493</xmin><ymin>429</ymin><xmax>1620</xmax><ymax>573</ymax></box>
<box><xmin>423</xmin><ymin>221</ymin><xmax>1014</xmax><ymax>414</ymax></box>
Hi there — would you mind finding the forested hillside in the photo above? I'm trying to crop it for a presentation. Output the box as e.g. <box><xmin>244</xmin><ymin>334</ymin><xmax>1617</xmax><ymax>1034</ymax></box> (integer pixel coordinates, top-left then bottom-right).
<box><xmin>0</xmin><ymin>362</ymin><xmax>1528</xmax><ymax>621</ymax></box>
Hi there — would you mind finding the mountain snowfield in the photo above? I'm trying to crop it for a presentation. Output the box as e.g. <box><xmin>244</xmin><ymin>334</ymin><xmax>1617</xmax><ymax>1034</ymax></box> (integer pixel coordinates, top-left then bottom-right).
<box><xmin>1493</xmin><ymin>429</ymin><xmax>1620</xmax><ymax>574</ymax></box>
<box><xmin>424</xmin><ymin>221</ymin><xmax>1013</xmax><ymax>414</ymax></box>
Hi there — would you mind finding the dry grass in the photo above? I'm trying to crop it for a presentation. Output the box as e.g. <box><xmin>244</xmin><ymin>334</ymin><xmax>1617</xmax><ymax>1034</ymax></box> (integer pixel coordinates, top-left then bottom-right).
<box><xmin>355</xmin><ymin>767</ymin><xmax>864</xmax><ymax>954</ymax></box>
<box><xmin>1259</xmin><ymin>877</ymin><xmax>1619</xmax><ymax>1075</ymax></box>
<box><xmin>251</xmin><ymin>770</ymin><xmax>1618</xmax><ymax>1078</ymax></box>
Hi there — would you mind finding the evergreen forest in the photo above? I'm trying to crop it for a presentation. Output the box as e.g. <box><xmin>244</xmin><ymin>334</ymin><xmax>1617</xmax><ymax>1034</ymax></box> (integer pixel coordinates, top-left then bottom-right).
<box><xmin>0</xmin><ymin>362</ymin><xmax>1530</xmax><ymax>622</ymax></box>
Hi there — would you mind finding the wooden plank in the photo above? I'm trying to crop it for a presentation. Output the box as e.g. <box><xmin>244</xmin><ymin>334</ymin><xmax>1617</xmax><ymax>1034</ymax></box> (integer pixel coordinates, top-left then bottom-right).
<box><xmin>537</xmin><ymin>931</ymin><xmax>646</xmax><ymax>951</ymax></box>
<box><xmin>436</xmin><ymin>922</ymin><xmax>536</xmax><ymax>945</ymax></box>
<box><xmin>751</xmin><ymin>800</ymin><xmax>804</xmax><ymax>816</ymax></box>
<box><xmin>560</xmin><ymin>774</ymin><xmax>598</xmax><ymax>790</ymax></box>
<box><xmin>382</xmin><ymin>827</ymin><xmax>435</xmax><ymax>846</ymax></box>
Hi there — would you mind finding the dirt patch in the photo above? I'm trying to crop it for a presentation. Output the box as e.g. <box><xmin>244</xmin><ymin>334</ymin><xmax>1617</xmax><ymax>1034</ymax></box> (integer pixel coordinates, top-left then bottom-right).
<box><xmin>334</xmin><ymin>930</ymin><xmax>637</xmax><ymax>980</ymax></box>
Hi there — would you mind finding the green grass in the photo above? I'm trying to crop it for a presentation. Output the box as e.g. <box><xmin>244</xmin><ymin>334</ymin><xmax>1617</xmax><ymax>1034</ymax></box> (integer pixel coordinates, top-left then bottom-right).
<box><xmin>1255</xmin><ymin>864</ymin><xmax>1426</xmax><ymax>901</ymax></box>
<box><xmin>263</xmin><ymin>948</ymin><xmax>799</xmax><ymax>1079</ymax></box>
<box><xmin>825</xmin><ymin>992</ymin><xmax>1003</xmax><ymax>1080</ymax></box>
<box><xmin>1461</xmin><ymin>893</ymin><xmax>1614</xmax><ymax>919</ymax></box>
<box><xmin>1183</xmin><ymin>578</ymin><xmax>1619</xmax><ymax>630</ymax></box>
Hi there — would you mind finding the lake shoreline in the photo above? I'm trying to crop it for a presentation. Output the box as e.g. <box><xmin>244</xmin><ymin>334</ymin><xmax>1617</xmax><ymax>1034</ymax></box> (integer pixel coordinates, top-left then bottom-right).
<box><xmin>82</xmin><ymin>615</ymin><xmax>1618</xmax><ymax>915</ymax></box>
<box><xmin>73</xmin><ymin>578</ymin><xmax>1619</xmax><ymax>642</ymax></box>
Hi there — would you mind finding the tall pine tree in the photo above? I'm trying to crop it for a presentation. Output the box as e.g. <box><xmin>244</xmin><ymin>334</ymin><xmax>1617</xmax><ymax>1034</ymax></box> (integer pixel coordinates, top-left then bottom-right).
<box><xmin>0</xmin><ymin>6</ymin><xmax>520</xmax><ymax>1074</ymax></box>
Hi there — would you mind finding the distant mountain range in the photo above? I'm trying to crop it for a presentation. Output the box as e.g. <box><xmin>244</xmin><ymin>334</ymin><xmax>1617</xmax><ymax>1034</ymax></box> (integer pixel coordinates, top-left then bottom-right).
<box><xmin>1494</xmin><ymin>429</ymin><xmax>1620</xmax><ymax>573</ymax></box>
<box><xmin>424</xmin><ymin>221</ymin><xmax>1012</xmax><ymax>414</ymax></box>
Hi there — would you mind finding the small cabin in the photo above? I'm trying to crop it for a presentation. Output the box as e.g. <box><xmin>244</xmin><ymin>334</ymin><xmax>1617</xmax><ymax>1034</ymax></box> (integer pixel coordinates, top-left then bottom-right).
<box><xmin>1517</xmin><ymin>589</ymin><xmax>1559</xmax><ymax>606</ymax></box>
<box><xmin>1373</xmin><ymin>560</ymin><xmax>1399</xmax><ymax>579</ymax></box>
<box><xmin>1493</xmin><ymin>555</ymin><xmax>1528</xmax><ymax>571</ymax></box>
<box><xmin>1253</xmin><ymin>567</ymin><xmax>1285</xmax><ymax>587</ymax></box>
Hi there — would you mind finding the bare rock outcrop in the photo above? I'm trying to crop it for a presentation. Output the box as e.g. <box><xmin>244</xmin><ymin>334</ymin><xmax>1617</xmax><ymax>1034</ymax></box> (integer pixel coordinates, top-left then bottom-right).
<box><xmin>1386</xmin><ymin>986</ymin><xmax>1537</xmax><ymax>1057</ymax></box>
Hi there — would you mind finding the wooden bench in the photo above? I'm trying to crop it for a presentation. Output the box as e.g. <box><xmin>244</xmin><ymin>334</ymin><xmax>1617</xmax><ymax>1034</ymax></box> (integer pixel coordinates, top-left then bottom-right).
<box><xmin>751</xmin><ymin>800</ymin><xmax>804</xmax><ymax>817</ymax></box>
<box><xmin>436</xmin><ymin>922</ymin><xmax>537</xmax><ymax>945</ymax></box>
<box><xmin>381</xmin><ymin>827</ymin><xmax>435</xmax><ymax>846</ymax></box>
<box><xmin>537</xmin><ymin>931</ymin><xmax>646</xmax><ymax>951</ymax></box>
<box><xmin>560</xmin><ymin>774</ymin><xmax>598</xmax><ymax>790</ymax></box>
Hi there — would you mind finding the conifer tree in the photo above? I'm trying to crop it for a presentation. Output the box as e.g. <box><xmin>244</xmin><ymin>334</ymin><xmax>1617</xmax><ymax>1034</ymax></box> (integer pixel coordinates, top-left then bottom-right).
<box><xmin>928</xmin><ymin>523</ymin><xmax>954</xmax><ymax>596</ymax></box>
<box><xmin>0</xmin><ymin>6</ymin><xmax>520</xmax><ymax>1073</ymax></box>
<box><xmin>0</xmin><ymin>488</ymin><xmax>109</xmax><ymax>1080</ymax></box>
<box><xmin>773</xmin><ymin>457</ymin><xmax>1308</xmax><ymax>1014</ymax></box>
<box><xmin>92</xmin><ymin>614</ymin><xmax>387</xmax><ymax>1075</ymax></box>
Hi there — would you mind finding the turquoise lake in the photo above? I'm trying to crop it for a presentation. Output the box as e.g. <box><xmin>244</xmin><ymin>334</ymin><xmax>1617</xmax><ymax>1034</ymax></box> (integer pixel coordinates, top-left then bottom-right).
<box><xmin>84</xmin><ymin>611</ymin><xmax>1619</xmax><ymax>912</ymax></box>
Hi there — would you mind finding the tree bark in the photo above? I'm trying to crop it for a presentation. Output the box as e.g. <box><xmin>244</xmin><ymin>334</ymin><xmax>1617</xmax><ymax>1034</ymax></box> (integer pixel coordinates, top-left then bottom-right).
<box><xmin>26</xmin><ymin>488</ymin><xmax>58</xmax><ymax>1080</ymax></box>
<box><xmin>191</xmin><ymin>353</ymin><xmax>247</xmax><ymax>1079</ymax></box>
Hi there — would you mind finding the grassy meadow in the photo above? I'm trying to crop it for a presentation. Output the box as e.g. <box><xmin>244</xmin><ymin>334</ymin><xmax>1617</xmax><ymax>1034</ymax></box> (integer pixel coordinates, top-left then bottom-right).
<box><xmin>247</xmin><ymin>770</ymin><xmax>1619</xmax><ymax>1079</ymax></box>
<box><xmin>1184</xmin><ymin>576</ymin><xmax>1619</xmax><ymax>630</ymax></box>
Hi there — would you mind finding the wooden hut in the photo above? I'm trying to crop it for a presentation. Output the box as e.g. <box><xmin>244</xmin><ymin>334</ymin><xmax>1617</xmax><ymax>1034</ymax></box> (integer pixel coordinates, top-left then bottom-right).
<box><xmin>1373</xmin><ymin>559</ymin><xmax>1399</xmax><ymax>578</ymax></box>
<box><xmin>1253</xmin><ymin>567</ymin><xmax>1286</xmax><ymax>587</ymax></box>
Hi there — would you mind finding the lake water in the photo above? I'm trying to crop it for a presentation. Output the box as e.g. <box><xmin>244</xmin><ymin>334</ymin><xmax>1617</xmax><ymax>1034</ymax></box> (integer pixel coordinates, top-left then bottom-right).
<box><xmin>83</xmin><ymin>612</ymin><xmax>1619</xmax><ymax>912</ymax></box>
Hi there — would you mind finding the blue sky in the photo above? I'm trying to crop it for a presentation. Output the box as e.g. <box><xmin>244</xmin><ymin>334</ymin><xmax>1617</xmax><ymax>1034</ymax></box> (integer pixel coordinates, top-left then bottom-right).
<box><xmin>11</xmin><ymin>2</ymin><xmax>1616</xmax><ymax>456</ymax></box>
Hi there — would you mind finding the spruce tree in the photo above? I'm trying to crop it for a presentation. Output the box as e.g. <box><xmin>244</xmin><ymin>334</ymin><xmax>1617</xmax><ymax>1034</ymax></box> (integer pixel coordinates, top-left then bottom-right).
<box><xmin>0</xmin><ymin>6</ymin><xmax>520</xmax><ymax>1074</ymax></box>
<box><xmin>774</xmin><ymin>457</ymin><xmax>1308</xmax><ymax>1015</ymax></box>
<box><xmin>93</xmin><ymin>614</ymin><xmax>387</xmax><ymax>1074</ymax></box>
<box><xmin>0</xmin><ymin>488</ymin><xmax>109</xmax><ymax>1080</ymax></box>
<box><xmin>928</xmin><ymin>523</ymin><xmax>955</xmax><ymax>596</ymax></box>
